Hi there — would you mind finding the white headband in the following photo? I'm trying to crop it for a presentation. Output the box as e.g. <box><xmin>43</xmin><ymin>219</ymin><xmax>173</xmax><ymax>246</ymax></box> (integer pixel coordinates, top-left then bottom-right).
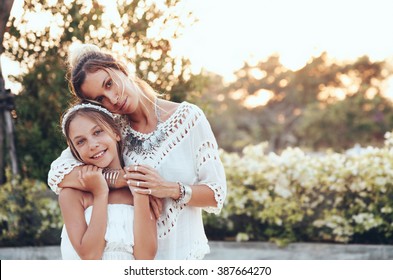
<box><xmin>62</xmin><ymin>103</ymin><xmax>114</xmax><ymax>135</ymax></box>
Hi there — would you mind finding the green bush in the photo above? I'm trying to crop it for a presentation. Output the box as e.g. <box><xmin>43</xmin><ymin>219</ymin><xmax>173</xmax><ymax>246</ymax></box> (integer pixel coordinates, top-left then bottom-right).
<box><xmin>205</xmin><ymin>137</ymin><xmax>393</xmax><ymax>245</ymax></box>
<box><xmin>3</xmin><ymin>131</ymin><xmax>393</xmax><ymax>247</ymax></box>
<box><xmin>0</xmin><ymin>171</ymin><xmax>62</xmax><ymax>247</ymax></box>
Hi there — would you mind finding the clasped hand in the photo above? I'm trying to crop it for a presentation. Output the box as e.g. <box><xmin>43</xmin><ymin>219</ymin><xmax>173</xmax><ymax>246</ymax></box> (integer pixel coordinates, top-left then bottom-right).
<box><xmin>78</xmin><ymin>165</ymin><xmax>108</xmax><ymax>197</ymax></box>
<box><xmin>124</xmin><ymin>164</ymin><xmax>166</xmax><ymax>219</ymax></box>
<box><xmin>124</xmin><ymin>164</ymin><xmax>170</xmax><ymax>198</ymax></box>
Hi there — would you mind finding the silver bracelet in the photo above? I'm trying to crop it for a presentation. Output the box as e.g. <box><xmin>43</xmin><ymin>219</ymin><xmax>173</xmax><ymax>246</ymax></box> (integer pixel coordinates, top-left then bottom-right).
<box><xmin>102</xmin><ymin>168</ymin><xmax>120</xmax><ymax>188</ymax></box>
<box><xmin>176</xmin><ymin>182</ymin><xmax>192</xmax><ymax>205</ymax></box>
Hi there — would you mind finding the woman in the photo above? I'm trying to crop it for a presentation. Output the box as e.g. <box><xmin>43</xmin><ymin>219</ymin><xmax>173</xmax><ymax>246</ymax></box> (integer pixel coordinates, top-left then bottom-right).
<box><xmin>48</xmin><ymin>43</ymin><xmax>226</xmax><ymax>259</ymax></box>
<box><xmin>59</xmin><ymin>102</ymin><xmax>157</xmax><ymax>259</ymax></box>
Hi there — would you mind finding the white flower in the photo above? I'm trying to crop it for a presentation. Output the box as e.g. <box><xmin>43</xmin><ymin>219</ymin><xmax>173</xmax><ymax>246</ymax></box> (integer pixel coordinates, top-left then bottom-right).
<box><xmin>374</xmin><ymin>176</ymin><xmax>387</xmax><ymax>186</ymax></box>
<box><xmin>352</xmin><ymin>213</ymin><xmax>382</xmax><ymax>230</ymax></box>
<box><xmin>236</xmin><ymin>232</ymin><xmax>249</xmax><ymax>242</ymax></box>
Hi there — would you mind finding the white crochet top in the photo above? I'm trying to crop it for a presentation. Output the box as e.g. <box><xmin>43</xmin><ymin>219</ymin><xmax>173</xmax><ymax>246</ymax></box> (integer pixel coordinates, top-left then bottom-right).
<box><xmin>48</xmin><ymin>102</ymin><xmax>227</xmax><ymax>260</ymax></box>
<box><xmin>61</xmin><ymin>204</ymin><xmax>135</xmax><ymax>260</ymax></box>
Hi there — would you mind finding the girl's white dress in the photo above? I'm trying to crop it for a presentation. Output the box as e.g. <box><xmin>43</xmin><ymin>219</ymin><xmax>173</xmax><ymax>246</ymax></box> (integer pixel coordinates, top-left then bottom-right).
<box><xmin>61</xmin><ymin>204</ymin><xmax>135</xmax><ymax>260</ymax></box>
<box><xmin>49</xmin><ymin>102</ymin><xmax>227</xmax><ymax>260</ymax></box>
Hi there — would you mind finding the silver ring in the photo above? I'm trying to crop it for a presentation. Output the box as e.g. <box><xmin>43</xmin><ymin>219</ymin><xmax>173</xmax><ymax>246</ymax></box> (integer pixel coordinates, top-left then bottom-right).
<box><xmin>134</xmin><ymin>165</ymin><xmax>138</xmax><ymax>172</ymax></box>
<box><xmin>136</xmin><ymin>181</ymin><xmax>140</xmax><ymax>187</ymax></box>
<box><xmin>148</xmin><ymin>189</ymin><xmax>152</xmax><ymax>195</ymax></box>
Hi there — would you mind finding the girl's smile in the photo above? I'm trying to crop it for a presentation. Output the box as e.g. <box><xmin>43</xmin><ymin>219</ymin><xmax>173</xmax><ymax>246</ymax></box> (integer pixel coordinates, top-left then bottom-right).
<box><xmin>90</xmin><ymin>149</ymin><xmax>107</xmax><ymax>160</ymax></box>
<box><xmin>69</xmin><ymin>115</ymin><xmax>121</xmax><ymax>169</ymax></box>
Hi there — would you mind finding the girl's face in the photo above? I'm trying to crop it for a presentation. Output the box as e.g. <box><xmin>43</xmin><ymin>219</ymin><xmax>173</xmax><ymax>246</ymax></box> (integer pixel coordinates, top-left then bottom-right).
<box><xmin>81</xmin><ymin>69</ymin><xmax>139</xmax><ymax>115</ymax></box>
<box><xmin>69</xmin><ymin>115</ymin><xmax>121</xmax><ymax>169</ymax></box>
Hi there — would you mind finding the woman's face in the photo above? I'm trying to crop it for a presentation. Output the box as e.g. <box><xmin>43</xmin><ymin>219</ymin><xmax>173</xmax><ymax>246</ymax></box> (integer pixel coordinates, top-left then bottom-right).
<box><xmin>81</xmin><ymin>69</ymin><xmax>139</xmax><ymax>115</ymax></box>
<box><xmin>69</xmin><ymin>115</ymin><xmax>121</xmax><ymax>169</ymax></box>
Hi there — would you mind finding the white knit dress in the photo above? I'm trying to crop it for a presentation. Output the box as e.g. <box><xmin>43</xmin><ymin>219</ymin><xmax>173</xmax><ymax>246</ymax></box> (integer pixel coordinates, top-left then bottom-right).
<box><xmin>49</xmin><ymin>102</ymin><xmax>227</xmax><ymax>260</ymax></box>
<box><xmin>61</xmin><ymin>204</ymin><xmax>135</xmax><ymax>260</ymax></box>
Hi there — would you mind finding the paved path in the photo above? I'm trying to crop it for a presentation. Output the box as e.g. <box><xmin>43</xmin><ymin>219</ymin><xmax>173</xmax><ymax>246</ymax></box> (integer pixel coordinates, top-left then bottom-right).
<box><xmin>205</xmin><ymin>242</ymin><xmax>393</xmax><ymax>260</ymax></box>
<box><xmin>1</xmin><ymin>242</ymin><xmax>393</xmax><ymax>260</ymax></box>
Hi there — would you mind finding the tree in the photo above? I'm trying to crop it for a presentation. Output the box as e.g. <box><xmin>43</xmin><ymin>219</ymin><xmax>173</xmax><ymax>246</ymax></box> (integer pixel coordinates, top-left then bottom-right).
<box><xmin>215</xmin><ymin>53</ymin><xmax>393</xmax><ymax>152</ymax></box>
<box><xmin>296</xmin><ymin>56</ymin><xmax>393</xmax><ymax>150</ymax></box>
<box><xmin>0</xmin><ymin>0</ymin><xmax>18</xmax><ymax>184</ymax></box>
<box><xmin>4</xmin><ymin>0</ymin><xmax>200</xmax><ymax>181</ymax></box>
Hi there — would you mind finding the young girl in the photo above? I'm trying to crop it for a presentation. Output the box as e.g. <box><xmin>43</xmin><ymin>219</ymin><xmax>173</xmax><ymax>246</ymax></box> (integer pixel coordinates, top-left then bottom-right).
<box><xmin>59</xmin><ymin>102</ymin><xmax>157</xmax><ymax>260</ymax></box>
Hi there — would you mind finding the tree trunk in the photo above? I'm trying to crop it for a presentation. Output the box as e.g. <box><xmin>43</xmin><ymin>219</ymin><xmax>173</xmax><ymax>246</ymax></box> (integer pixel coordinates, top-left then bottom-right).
<box><xmin>0</xmin><ymin>0</ymin><xmax>15</xmax><ymax>53</ymax></box>
<box><xmin>0</xmin><ymin>0</ymin><xmax>17</xmax><ymax>183</ymax></box>
<box><xmin>4</xmin><ymin>109</ymin><xmax>18</xmax><ymax>175</ymax></box>
<box><xmin>0</xmin><ymin>112</ymin><xmax>4</xmax><ymax>183</ymax></box>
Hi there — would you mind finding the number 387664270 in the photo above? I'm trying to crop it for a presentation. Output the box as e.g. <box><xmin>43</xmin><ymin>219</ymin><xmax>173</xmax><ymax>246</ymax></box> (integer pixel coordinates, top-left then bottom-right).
<box><xmin>217</xmin><ymin>266</ymin><xmax>272</xmax><ymax>276</ymax></box>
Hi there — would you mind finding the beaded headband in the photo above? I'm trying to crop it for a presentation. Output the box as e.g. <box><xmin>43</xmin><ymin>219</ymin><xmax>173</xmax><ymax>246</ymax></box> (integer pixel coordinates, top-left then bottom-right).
<box><xmin>61</xmin><ymin>103</ymin><xmax>114</xmax><ymax>135</ymax></box>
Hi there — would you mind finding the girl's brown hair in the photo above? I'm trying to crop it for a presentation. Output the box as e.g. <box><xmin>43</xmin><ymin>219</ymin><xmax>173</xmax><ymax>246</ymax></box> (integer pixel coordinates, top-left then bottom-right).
<box><xmin>62</xmin><ymin>106</ymin><xmax>124</xmax><ymax>167</ymax></box>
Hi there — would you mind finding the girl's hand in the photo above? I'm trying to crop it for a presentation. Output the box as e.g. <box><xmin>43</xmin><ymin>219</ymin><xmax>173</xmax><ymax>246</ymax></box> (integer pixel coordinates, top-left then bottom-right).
<box><xmin>124</xmin><ymin>164</ymin><xmax>179</xmax><ymax>199</ymax></box>
<box><xmin>149</xmin><ymin>196</ymin><xmax>163</xmax><ymax>219</ymax></box>
<box><xmin>78</xmin><ymin>165</ymin><xmax>109</xmax><ymax>197</ymax></box>
<box><xmin>124</xmin><ymin>169</ymin><xmax>162</xmax><ymax>219</ymax></box>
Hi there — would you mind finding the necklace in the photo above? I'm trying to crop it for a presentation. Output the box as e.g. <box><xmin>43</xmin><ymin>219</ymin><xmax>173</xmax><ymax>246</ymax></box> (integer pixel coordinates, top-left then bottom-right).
<box><xmin>124</xmin><ymin>99</ymin><xmax>167</xmax><ymax>154</ymax></box>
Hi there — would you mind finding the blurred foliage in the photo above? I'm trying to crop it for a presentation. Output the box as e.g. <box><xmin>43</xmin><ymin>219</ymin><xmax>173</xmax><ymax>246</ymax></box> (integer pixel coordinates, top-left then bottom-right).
<box><xmin>297</xmin><ymin>93</ymin><xmax>392</xmax><ymax>150</ymax></box>
<box><xmin>202</xmin><ymin>53</ymin><xmax>393</xmax><ymax>153</ymax></box>
<box><xmin>204</xmin><ymin>141</ymin><xmax>393</xmax><ymax>245</ymax></box>
<box><xmin>0</xmin><ymin>170</ymin><xmax>62</xmax><ymax>246</ymax></box>
<box><xmin>3</xmin><ymin>0</ymin><xmax>206</xmax><ymax>181</ymax></box>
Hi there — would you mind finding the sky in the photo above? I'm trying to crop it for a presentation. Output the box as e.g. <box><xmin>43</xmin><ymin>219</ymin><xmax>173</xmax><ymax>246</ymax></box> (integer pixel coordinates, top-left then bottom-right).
<box><xmin>171</xmin><ymin>0</ymin><xmax>393</xmax><ymax>81</ymax></box>
<box><xmin>2</xmin><ymin>0</ymin><xmax>393</xmax><ymax>93</ymax></box>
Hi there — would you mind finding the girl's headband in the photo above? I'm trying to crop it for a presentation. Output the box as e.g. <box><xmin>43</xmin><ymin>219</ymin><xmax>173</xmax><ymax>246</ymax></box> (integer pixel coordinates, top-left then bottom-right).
<box><xmin>61</xmin><ymin>103</ymin><xmax>114</xmax><ymax>135</ymax></box>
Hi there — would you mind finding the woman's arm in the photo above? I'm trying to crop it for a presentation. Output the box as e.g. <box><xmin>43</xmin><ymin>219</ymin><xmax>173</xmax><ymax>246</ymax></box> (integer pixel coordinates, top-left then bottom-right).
<box><xmin>48</xmin><ymin>147</ymin><xmax>127</xmax><ymax>193</ymax></box>
<box><xmin>132</xmin><ymin>192</ymin><xmax>157</xmax><ymax>259</ymax></box>
<box><xmin>59</xmin><ymin>166</ymin><xmax>127</xmax><ymax>189</ymax></box>
<box><xmin>123</xmin><ymin>165</ymin><xmax>217</xmax><ymax>207</ymax></box>
<box><xmin>165</xmin><ymin>182</ymin><xmax>218</xmax><ymax>207</ymax></box>
<box><xmin>59</xmin><ymin>166</ymin><xmax>109</xmax><ymax>260</ymax></box>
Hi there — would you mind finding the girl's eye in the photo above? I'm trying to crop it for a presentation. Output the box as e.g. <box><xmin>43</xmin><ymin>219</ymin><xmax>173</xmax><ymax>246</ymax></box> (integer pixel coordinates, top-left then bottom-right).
<box><xmin>76</xmin><ymin>139</ymin><xmax>85</xmax><ymax>146</ymax></box>
<box><xmin>94</xmin><ymin>129</ymin><xmax>103</xmax><ymax>136</ymax></box>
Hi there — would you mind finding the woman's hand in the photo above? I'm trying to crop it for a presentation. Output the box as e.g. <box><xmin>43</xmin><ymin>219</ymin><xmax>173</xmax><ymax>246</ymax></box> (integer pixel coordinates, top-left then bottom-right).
<box><xmin>124</xmin><ymin>164</ymin><xmax>180</xmax><ymax>200</ymax></box>
<box><xmin>125</xmin><ymin>166</ymin><xmax>163</xmax><ymax>219</ymax></box>
<box><xmin>78</xmin><ymin>165</ymin><xmax>109</xmax><ymax>197</ymax></box>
